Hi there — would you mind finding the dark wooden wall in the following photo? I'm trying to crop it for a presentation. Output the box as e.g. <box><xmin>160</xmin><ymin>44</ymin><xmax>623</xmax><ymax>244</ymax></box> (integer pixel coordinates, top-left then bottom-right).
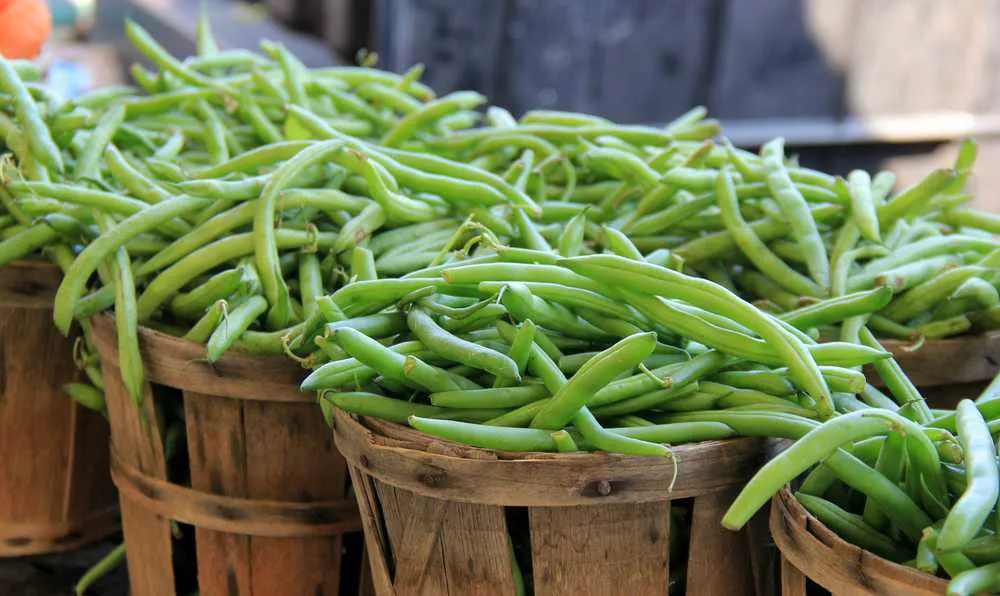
<box><xmin>372</xmin><ymin>0</ymin><xmax>1000</xmax><ymax>122</ymax></box>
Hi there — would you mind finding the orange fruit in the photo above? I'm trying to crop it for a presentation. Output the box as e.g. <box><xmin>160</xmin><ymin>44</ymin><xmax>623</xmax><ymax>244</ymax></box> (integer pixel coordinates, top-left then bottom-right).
<box><xmin>0</xmin><ymin>0</ymin><xmax>53</xmax><ymax>59</ymax></box>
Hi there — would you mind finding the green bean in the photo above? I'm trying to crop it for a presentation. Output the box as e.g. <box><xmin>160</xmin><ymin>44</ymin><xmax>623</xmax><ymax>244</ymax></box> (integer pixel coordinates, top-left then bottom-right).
<box><xmin>184</xmin><ymin>300</ymin><xmax>227</xmax><ymax>344</ymax></box>
<box><xmin>607</xmin><ymin>421</ymin><xmax>736</xmax><ymax>443</ymax></box>
<box><xmin>722</xmin><ymin>409</ymin><xmax>943</xmax><ymax>531</ymax></box>
<box><xmin>795</xmin><ymin>492</ymin><xmax>908</xmax><ymax>562</ymax></box>
<box><xmin>74</xmin><ymin>543</ymin><xmax>126</xmax><ymax>596</ymax></box>
<box><xmin>54</xmin><ymin>195</ymin><xmax>210</xmax><ymax>334</ymax></box>
<box><xmin>410</xmin><ymin>416</ymin><xmax>558</xmax><ymax>451</ymax></box>
<box><xmin>0</xmin><ymin>58</ymin><xmax>63</xmax><ymax>173</ymax></box>
<box><xmin>779</xmin><ymin>286</ymin><xmax>893</xmax><ymax>330</ymax></box>
<box><xmin>529</xmin><ymin>332</ymin><xmax>657</xmax><ymax>429</ymax></box>
<box><xmin>137</xmin><ymin>229</ymin><xmax>337</xmax><ymax>320</ymax></box>
<box><xmin>918</xmin><ymin>315</ymin><xmax>971</xmax><ymax>339</ymax></box>
<box><xmin>735</xmin><ymin>270</ymin><xmax>801</xmax><ymax>312</ymax></box>
<box><xmin>877</xmin><ymin>168</ymin><xmax>958</xmax><ymax>228</ymax></box>
<box><xmin>937</xmin><ymin>400</ymin><xmax>999</xmax><ymax>552</ymax></box>
<box><xmin>62</xmin><ymin>382</ymin><xmax>106</xmax><ymax>414</ymax></box>
<box><xmin>332</xmin><ymin>327</ymin><xmax>474</xmax><ymax>393</ymax></box>
<box><xmin>126</xmin><ymin>20</ymin><xmax>213</xmax><ymax>87</ymax></box>
<box><xmin>81</xmin><ymin>112</ymin><xmax>133</xmax><ymax>181</ymax></box>
<box><xmin>191</xmin><ymin>99</ymin><xmax>228</xmax><ymax>164</ymax></box>
<box><xmin>557</xmin><ymin>211</ymin><xmax>587</xmax><ymax>257</ymax></box>
<box><xmin>347</xmin><ymin>246</ymin><xmax>376</xmax><ymax>282</ymax></box>
<box><xmin>717</xmin><ymin>166</ymin><xmax>822</xmax><ymax>296</ymax></box>
<box><xmin>846</xmin><ymin>170</ymin><xmax>881</xmax><ymax>242</ymax></box>
<box><xmin>562</xmin><ymin>254</ymin><xmax>834</xmax><ymax>414</ymax></box>
<box><xmin>325</xmin><ymin>392</ymin><xmax>448</xmax><ymax>423</ymax></box>
<box><xmin>106</xmin><ymin>145</ymin><xmax>174</xmax><ymax>205</ymax></box>
<box><xmin>865</xmin><ymin>254</ymin><xmax>962</xmax><ymax>294</ymax></box>
<box><xmin>430</xmin><ymin>385</ymin><xmax>548</xmax><ymax>409</ymax></box>
<box><xmin>713</xmin><ymin>369</ymin><xmax>794</xmax><ymax>396</ymax></box>
<box><xmin>493</xmin><ymin>321</ymin><xmax>565</xmax><ymax>394</ymax></box>
<box><xmin>888</xmin><ymin>262</ymin><xmax>1000</xmax><ymax>322</ymax></box>
<box><xmin>95</xmin><ymin>212</ymin><xmax>145</xmax><ymax>406</ymax></box>
<box><xmin>859</xmin><ymin>326</ymin><xmax>932</xmax><ymax>423</ymax></box>
<box><xmin>383</xmin><ymin>90</ymin><xmax>485</xmax><ymax>147</ymax></box>
<box><xmin>407</xmin><ymin>307</ymin><xmax>519</xmax><ymax>381</ymax></box>
<box><xmin>169</xmin><ymin>267</ymin><xmax>245</xmax><ymax>320</ymax></box>
<box><xmin>6</xmin><ymin>181</ymin><xmax>191</xmax><ymax>237</ymax></box>
<box><xmin>499</xmin><ymin>282</ymin><xmax>609</xmax><ymax>341</ymax></box>
<box><xmin>674</xmin><ymin>204</ymin><xmax>842</xmax><ymax>264</ymax></box>
<box><xmin>584</xmin><ymin>147</ymin><xmax>661</xmax><ymax>191</ymax></box>
<box><xmin>946</xmin><ymin>561</ymin><xmax>1000</xmax><ymax>596</ymax></box>
<box><xmin>255</xmin><ymin>140</ymin><xmax>343</xmax><ymax>328</ymax></box>
<box><xmin>861</xmin><ymin>431</ymin><xmax>906</xmax><ymax>530</ymax></box>
<box><xmin>548</xmin><ymin>429</ymin><xmax>579</xmax><ymax>453</ymax></box>
<box><xmin>488</xmin><ymin>319</ymin><xmax>534</xmax><ymax>389</ymax></box>
<box><xmin>572</xmin><ymin>406</ymin><xmax>670</xmax><ymax>456</ymax></box>
<box><xmin>761</xmin><ymin>140</ymin><xmax>829</xmax><ymax>288</ymax></box>
<box><xmin>326</xmin><ymin>313</ymin><xmax>406</xmax><ymax>340</ymax></box>
<box><xmin>0</xmin><ymin>222</ymin><xmax>59</xmax><ymax>267</ymax></box>
<box><xmin>206</xmin><ymin>295</ymin><xmax>267</xmax><ymax>362</ymax></box>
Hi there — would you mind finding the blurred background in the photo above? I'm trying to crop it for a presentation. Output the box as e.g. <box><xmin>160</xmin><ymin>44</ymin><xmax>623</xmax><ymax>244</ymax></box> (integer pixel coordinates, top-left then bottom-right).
<box><xmin>42</xmin><ymin>0</ymin><xmax>997</xmax><ymax>214</ymax></box>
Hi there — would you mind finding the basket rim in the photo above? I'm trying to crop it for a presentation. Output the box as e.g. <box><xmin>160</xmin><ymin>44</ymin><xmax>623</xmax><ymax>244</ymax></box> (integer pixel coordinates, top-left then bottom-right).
<box><xmin>91</xmin><ymin>312</ymin><xmax>308</xmax><ymax>402</ymax></box>
<box><xmin>332</xmin><ymin>409</ymin><xmax>769</xmax><ymax>507</ymax></box>
<box><xmin>771</xmin><ymin>486</ymin><xmax>947</xmax><ymax>594</ymax></box>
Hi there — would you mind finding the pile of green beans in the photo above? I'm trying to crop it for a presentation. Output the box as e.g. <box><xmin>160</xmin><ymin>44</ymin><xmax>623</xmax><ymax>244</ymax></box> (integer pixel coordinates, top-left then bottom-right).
<box><xmin>304</xmin><ymin>251</ymin><xmax>897</xmax><ymax>457</ymax></box>
<box><xmin>424</xmin><ymin>118</ymin><xmax>1000</xmax><ymax>344</ymax></box>
<box><xmin>4</xmin><ymin>13</ymin><xmax>1000</xmax><ymax>594</ymax></box>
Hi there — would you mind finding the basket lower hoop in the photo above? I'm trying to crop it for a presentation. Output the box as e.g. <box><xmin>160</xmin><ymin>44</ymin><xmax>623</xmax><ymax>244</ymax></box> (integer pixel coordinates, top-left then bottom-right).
<box><xmin>333</xmin><ymin>410</ymin><xmax>774</xmax><ymax>596</ymax></box>
<box><xmin>0</xmin><ymin>260</ymin><xmax>117</xmax><ymax>556</ymax></box>
<box><xmin>771</xmin><ymin>487</ymin><xmax>946</xmax><ymax>595</ymax></box>
<box><xmin>92</xmin><ymin>314</ymin><xmax>363</xmax><ymax>596</ymax></box>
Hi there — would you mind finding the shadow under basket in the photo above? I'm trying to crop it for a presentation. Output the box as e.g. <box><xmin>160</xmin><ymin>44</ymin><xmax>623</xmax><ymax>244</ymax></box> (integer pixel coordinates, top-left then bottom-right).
<box><xmin>0</xmin><ymin>260</ymin><xmax>117</xmax><ymax>556</ymax></box>
<box><xmin>868</xmin><ymin>331</ymin><xmax>1000</xmax><ymax>409</ymax></box>
<box><xmin>91</xmin><ymin>314</ymin><xmax>364</xmax><ymax>596</ymax></box>
<box><xmin>771</xmin><ymin>487</ymin><xmax>945</xmax><ymax>595</ymax></box>
<box><xmin>332</xmin><ymin>409</ymin><xmax>775</xmax><ymax>596</ymax></box>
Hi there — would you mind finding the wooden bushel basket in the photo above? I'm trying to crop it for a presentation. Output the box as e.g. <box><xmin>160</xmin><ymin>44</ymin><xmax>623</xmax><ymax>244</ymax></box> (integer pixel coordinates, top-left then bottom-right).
<box><xmin>333</xmin><ymin>409</ymin><xmax>774</xmax><ymax>596</ymax></box>
<box><xmin>0</xmin><ymin>260</ymin><xmax>117</xmax><ymax>556</ymax></box>
<box><xmin>771</xmin><ymin>487</ymin><xmax>945</xmax><ymax>595</ymax></box>
<box><xmin>92</xmin><ymin>314</ymin><xmax>364</xmax><ymax>596</ymax></box>
<box><xmin>869</xmin><ymin>331</ymin><xmax>1000</xmax><ymax>408</ymax></box>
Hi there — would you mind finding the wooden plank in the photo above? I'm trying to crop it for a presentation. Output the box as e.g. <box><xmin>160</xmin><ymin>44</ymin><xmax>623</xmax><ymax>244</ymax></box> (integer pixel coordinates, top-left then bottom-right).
<box><xmin>183</xmin><ymin>392</ymin><xmax>252</xmax><ymax>596</ymax></box>
<box><xmin>63</xmin><ymin>401</ymin><xmax>115</xmax><ymax>529</ymax></box>
<box><xmin>847</xmin><ymin>0</ymin><xmax>993</xmax><ymax>115</ymax></box>
<box><xmin>529</xmin><ymin>502</ymin><xmax>669</xmax><ymax>596</ymax></box>
<box><xmin>780</xmin><ymin>555</ymin><xmax>806</xmax><ymax>596</ymax></box>
<box><xmin>94</xmin><ymin>316</ymin><xmax>174</xmax><ymax>595</ymax></box>
<box><xmin>686</xmin><ymin>488</ymin><xmax>755</xmax><ymax>595</ymax></box>
<box><xmin>117</xmin><ymin>498</ymin><xmax>175</xmax><ymax>596</ymax></box>
<box><xmin>502</xmin><ymin>0</ymin><xmax>715</xmax><ymax>121</ymax></box>
<box><xmin>374</xmin><ymin>0</ymin><xmax>506</xmax><ymax>98</ymax></box>
<box><xmin>333</xmin><ymin>411</ymin><xmax>767</xmax><ymax>506</ymax></box>
<box><xmin>0</xmin><ymin>306</ymin><xmax>77</xmax><ymax>527</ymax></box>
<box><xmin>709</xmin><ymin>0</ymin><xmax>856</xmax><ymax>119</ymax></box>
<box><xmin>437</xmin><ymin>502</ymin><xmax>515</xmax><ymax>595</ymax></box>
<box><xmin>321</xmin><ymin>0</ymin><xmax>371</xmax><ymax>59</ymax></box>
<box><xmin>377</xmin><ymin>484</ymin><xmax>450</xmax><ymax>596</ymax></box>
<box><xmin>349</xmin><ymin>468</ymin><xmax>395</xmax><ymax>596</ymax></box>
<box><xmin>242</xmin><ymin>400</ymin><xmax>348</xmax><ymax>596</ymax></box>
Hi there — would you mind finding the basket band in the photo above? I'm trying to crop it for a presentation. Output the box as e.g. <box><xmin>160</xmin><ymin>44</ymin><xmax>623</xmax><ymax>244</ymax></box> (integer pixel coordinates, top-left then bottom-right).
<box><xmin>0</xmin><ymin>504</ymin><xmax>120</xmax><ymax>556</ymax></box>
<box><xmin>111</xmin><ymin>450</ymin><xmax>362</xmax><ymax>537</ymax></box>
